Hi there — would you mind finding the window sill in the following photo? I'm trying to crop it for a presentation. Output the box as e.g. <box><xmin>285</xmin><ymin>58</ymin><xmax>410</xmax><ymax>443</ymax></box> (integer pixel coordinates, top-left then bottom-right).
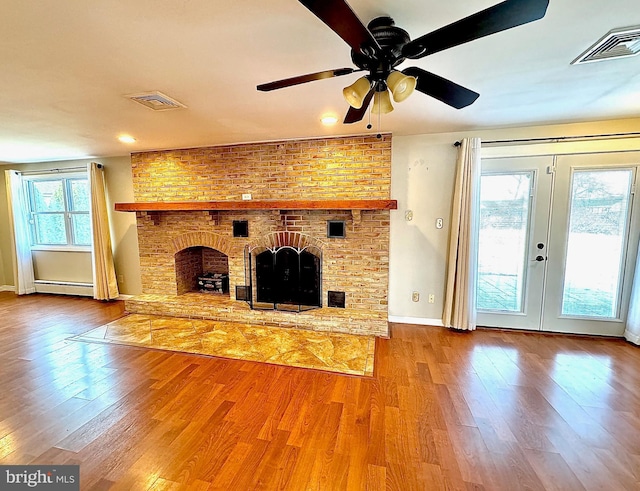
<box><xmin>31</xmin><ymin>245</ymin><xmax>91</xmax><ymax>253</ymax></box>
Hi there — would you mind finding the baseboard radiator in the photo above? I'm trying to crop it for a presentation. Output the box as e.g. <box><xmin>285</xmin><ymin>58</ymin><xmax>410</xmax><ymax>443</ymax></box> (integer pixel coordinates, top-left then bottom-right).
<box><xmin>34</xmin><ymin>280</ymin><xmax>94</xmax><ymax>297</ymax></box>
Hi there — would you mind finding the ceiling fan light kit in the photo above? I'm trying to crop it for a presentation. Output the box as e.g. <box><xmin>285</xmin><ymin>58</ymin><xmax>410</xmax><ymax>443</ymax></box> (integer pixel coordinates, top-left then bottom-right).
<box><xmin>342</xmin><ymin>76</ymin><xmax>372</xmax><ymax>109</ymax></box>
<box><xmin>386</xmin><ymin>71</ymin><xmax>417</xmax><ymax>103</ymax></box>
<box><xmin>372</xmin><ymin>90</ymin><xmax>394</xmax><ymax>114</ymax></box>
<box><xmin>258</xmin><ymin>0</ymin><xmax>549</xmax><ymax>125</ymax></box>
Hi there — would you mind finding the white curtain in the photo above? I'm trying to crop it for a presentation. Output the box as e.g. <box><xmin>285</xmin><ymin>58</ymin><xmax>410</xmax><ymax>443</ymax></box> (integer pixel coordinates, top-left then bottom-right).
<box><xmin>88</xmin><ymin>162</ymin><xmax>119</xmax><ymax>300</ymax></box>
<box><xmin>624</xmin><ymin>250</ymin><xmax>640</xmax><ymax>345</ymax></box>
<box><xmin>442</xmin><ymin>138</ymin><xmax>481</xmax><ymax>331</ymax></box>
<box><xmin>4</xmin><ymin>170</ymin><xmax>36</xmax><ymax>295</ymax></box>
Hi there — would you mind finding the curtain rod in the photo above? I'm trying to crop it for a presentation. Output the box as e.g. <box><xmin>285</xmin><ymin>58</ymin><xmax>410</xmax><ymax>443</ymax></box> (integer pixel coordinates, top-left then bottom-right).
<box><xmin>17</xmin><ymin>163</ymin><xmax>101</xmax><ymax>175</ymax></box>
<box><xmin>454</xmin><ymin>132</ymin><xmax>640</xmax><ymax>147</ymax></box>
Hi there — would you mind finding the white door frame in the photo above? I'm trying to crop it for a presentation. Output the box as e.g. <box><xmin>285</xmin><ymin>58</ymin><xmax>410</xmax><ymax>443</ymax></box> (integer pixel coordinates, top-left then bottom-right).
<box><xmin>477</xmin><ymin>150</ymin><xmax>640</xmax><ymax>336</ymax></box>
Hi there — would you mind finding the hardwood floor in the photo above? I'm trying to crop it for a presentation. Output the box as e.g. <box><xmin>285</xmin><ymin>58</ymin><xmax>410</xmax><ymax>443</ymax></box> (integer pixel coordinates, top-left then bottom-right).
<box><xmin>1</xmin><ymin>292</ymin><xmax>639</xmax><ymax>490</ymax></box>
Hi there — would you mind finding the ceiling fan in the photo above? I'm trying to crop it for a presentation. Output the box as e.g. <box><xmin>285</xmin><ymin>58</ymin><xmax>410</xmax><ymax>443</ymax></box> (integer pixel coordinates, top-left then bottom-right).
<box><xmin>257</xmin><ymin>0</ymin><xmax>550</xmax><ymax>124</ymax></box>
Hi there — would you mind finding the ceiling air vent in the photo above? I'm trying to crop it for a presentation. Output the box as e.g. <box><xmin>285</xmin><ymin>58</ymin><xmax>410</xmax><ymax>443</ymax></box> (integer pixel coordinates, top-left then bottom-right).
<box><xmin>126</xmin><ymin>91</ymin><xmax>186</xmax><ymax>111</ymax></box>
<box><xmin>572</xmin><ymin>26</ymin><xmax>640</xmax><ymax>64</ymax></box>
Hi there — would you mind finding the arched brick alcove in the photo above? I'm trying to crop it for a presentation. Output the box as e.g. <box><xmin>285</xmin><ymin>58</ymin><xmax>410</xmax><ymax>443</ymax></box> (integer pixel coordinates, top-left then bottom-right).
<box><xmin>171</xmin><ymin>232</ymin><xmax>232</xmax><ymax>256</ymax></box>
<box><xmin>245</xmin><ymin>231</ymin><xmax>326</xmax><ymax>253</ymax></box>
<box><xmin>173</xmin><ymin>232</ymin><xmax>233</xmax><ymax>295</ymax></box>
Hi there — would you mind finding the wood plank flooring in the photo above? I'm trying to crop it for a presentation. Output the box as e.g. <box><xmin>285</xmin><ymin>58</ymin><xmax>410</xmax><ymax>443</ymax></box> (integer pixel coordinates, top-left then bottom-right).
<box><xmin>1</xmin><ymin>291</ymin><xmax>639</xmax><ymax>490</ymax></box>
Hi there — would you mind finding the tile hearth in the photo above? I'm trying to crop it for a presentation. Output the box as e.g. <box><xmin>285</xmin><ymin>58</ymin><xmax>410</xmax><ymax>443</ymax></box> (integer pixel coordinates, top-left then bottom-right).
<box><xmin>72</xmin><ymin>314</ymin><xmax>376</xmax><ymax>376</ymax></box>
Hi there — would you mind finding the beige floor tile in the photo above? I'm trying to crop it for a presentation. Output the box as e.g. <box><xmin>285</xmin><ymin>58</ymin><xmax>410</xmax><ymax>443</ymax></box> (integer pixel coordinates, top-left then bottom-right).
<box><xmin>265</xmin><ymin>348</ymin><xmax>329</xmax><ymax>370</ymax></box>
<box><xmin>200</xmin><ymin>328</ymin><xmax>265</xmax><ymax>362</ymax></box>
<box><xmin>152</xmin><ymin>331</ymin><xmax>203</xmax><ymax>352</ymax></box>
<box><xmin>191</xmin><ymin>319</ymin><xmax>224</xmax><ymax>334</ymax></box>
<box><xmin>105</xmin><ymin>316</ymin><xmax>152</xmax><ymax>344</ymax></box>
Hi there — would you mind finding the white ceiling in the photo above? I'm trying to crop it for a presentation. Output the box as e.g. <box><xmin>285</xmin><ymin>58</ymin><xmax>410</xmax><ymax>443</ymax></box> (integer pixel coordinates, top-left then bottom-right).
<box><xmin>1</xmin><ymin>0</ymin><xmax>639</xmax><ymax>163</ymax></box>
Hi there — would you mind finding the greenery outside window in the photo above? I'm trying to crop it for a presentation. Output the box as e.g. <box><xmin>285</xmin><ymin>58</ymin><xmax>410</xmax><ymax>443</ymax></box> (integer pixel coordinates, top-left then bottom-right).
<box><xmin>26</xmin><ymin>175</ymin><xmax>91</xmax><ymax>248</ymax></box>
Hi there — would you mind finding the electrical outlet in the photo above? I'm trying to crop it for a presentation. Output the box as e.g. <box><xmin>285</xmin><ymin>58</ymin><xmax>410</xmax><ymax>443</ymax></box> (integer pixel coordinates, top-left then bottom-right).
<box><xmin>428</xmin><ymin>294</ymin><xmax>435</xmax><ymax>303</ymax></box>
<box><xmin>412</xmin><ymin>291</ymin><xmax>420</xmax><ymax>302</ymax></box>
<box><xmin>405</xmin><ymin>210</ymin><xmax>413</xmax><ymax>221</ymax></box>
<box><xmin>242</xmin><ymin>193</ymin><xmax>252</xmax><ymax>200</ymax></box>
<box><xmin>436</xmin><ymin>218</ymin><xmax>443</xmax><ymax>229</ymax></box>
<box><xmin>118</xmin><ymin>274</ymin><xmax>124</xmax><ymax>284</ymax></box>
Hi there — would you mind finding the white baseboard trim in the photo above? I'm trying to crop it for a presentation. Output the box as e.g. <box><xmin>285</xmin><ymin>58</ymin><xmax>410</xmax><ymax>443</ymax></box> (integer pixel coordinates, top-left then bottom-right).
<box><xmin>388</xmin><ymin>315</ymin><xmax>444</xmax><ymax>327</ymax></box>
<box><xmin>624</xmin><ymin>329</ymin><xmax>640</xmax><ymax>346</ymax></box>
<box><xmin>34</xmin><ymin>280</ymin><xmax>93</xmax><ymax>297</ymax></box>
<box><xmin>0</xmin><ymin>285</ymin><xmax>16</xmax><ymax>292</ymax></box>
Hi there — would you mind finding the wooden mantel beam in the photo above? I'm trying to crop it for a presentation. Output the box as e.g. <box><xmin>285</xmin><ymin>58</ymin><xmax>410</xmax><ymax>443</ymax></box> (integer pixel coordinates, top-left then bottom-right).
<box><xmin>115</xmin><ymin>199</ymin><xmax>398</xmax><ymax>212</ymax></box>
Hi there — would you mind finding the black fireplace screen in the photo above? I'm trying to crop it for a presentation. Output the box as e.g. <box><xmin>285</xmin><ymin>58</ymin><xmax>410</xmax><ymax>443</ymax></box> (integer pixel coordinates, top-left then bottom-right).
<box><xmin>243</xmin><ymin>245</ymin><xmax>322</xmax><ymax>312</ymax></box>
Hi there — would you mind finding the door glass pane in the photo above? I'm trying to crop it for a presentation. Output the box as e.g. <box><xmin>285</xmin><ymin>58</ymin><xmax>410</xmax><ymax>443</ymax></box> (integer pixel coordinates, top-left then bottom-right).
<box><xmin>561</xmin><ymin>169</ymin><xmax>633</xmax><ymax>318</ymax></box>
<box><xmin>477</xmin><ymin>173</ymin><xmax>532</xmax><ymax>312</ymax></box>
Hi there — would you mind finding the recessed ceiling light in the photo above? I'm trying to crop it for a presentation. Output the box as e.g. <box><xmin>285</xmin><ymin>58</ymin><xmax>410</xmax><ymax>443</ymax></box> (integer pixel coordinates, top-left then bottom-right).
<box><xmin>118</xmin><ymin>135</ymin><xmax>136</xmax><ymax>144</ymax></box>
<box><xmin>321</xmin><ymin>115</ymin><xmax>338</xmax><ymax>125</ymax></box>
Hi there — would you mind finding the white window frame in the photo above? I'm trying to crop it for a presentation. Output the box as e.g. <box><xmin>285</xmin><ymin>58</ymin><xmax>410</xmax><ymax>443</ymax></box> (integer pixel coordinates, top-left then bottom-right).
<box><xmin>24</xmin><ymin>172</ymin><xmax>92</xmax><ymax>251</ymax></box>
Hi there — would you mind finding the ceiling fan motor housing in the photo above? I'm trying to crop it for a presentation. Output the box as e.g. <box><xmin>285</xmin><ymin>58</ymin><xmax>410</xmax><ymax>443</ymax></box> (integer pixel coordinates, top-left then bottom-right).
<box><xmin>351</xmin><ymin>16</ymin><xmax>410</xmax><ymax>81</ymax></box>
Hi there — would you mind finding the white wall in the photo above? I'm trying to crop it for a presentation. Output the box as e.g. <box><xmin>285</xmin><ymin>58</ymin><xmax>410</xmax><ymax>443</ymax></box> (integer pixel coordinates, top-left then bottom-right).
<box><xmin>102</xmin><ymin>157</ymin><xmax>142</xmax><ymax>295</ymax></box>
<box><xmin>390</xmin><ymin>132</ymin><xmax>457</xmax><ymax>324</ymax></box>
<box><xmin>389</xmin><ymin>117</ymin><xmax>640</xmax><ymax>325</ymax></box>
<box><xmin>32</xmin><ymin>250</ymin><xmax>93</xmax><ymax>283</ymax></box>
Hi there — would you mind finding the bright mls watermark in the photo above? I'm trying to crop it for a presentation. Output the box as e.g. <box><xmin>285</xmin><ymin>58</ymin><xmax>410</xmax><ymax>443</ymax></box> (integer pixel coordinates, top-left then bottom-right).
<box><xmin>0</xmin><ymin>465</ymin><xmax>79</xmax><ymax>490</ymax></box>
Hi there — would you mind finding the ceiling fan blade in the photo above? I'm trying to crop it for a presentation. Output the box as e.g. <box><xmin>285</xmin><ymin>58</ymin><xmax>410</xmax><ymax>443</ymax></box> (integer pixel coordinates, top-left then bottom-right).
<box><xmin>257</xmin><ymin>68</ymin><xmax>358</xmax><ymax>91</ymax></box>
<box><xmin>343</xmin><ymin>88</ymin><xmax>374</xmax><ymax>124</ymax></box>
<box><xmin>298</xmin><ymin>0</ymin><xmax>381</xmax><ymax>55</ymax></box>
<box><xmin>403</xmin><ymin>0</ymin><xmax>549</xmax><ymax>59</ymax></box>
<box><xmin>403</xmin><ymin>67</ymin><xmax>479</xmax><ymax>109</ymax></box>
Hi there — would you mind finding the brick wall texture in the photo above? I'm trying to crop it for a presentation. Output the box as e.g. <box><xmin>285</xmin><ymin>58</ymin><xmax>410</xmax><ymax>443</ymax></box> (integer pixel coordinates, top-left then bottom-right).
<box><xmin>131</xmin><ymin>135</ymin><xmax>391</xmax><ymax>201</ymax></box>
<box><xmin>129</xmin><ymin>134</ymin><xmax>392</xmax><ymax>335</ymax></box>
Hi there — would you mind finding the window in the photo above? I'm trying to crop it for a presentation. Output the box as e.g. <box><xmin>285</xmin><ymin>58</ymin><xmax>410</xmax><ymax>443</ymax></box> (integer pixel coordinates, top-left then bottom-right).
<box><xmin>26</xmin><ymin>175</ymin><xmax>91</xmax><ymax>247</ymax></box>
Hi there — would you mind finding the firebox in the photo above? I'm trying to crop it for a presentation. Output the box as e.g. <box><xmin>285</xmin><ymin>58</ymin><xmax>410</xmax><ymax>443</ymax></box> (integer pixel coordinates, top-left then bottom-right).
<box><xmin>175</xmin><ymin>246</ymin><xmax>230</xmax><ymax>296</ymax></box>
<box><xmin>243</xmin><ymin>233</ymin><xmax>324</xmax><ymax>312</ymax></box>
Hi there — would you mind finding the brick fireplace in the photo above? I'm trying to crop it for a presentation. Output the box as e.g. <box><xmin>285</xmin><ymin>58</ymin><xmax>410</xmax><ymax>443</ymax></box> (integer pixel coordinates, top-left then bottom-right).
<box><xmin>120</xmin><ymin>134</ymin><xmax>394</xmax><ymax>336</ymax></box>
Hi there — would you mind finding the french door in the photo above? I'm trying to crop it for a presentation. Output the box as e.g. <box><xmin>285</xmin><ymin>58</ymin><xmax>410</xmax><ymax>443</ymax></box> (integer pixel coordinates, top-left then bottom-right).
<box><xmin>477</xmin><ymin>152</ymin><xmax>639</xmax><ymax>336</ymax></box>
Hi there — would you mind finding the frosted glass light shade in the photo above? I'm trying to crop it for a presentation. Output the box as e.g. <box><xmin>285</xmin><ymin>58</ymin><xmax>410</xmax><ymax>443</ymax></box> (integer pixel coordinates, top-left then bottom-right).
<box><xmin>386</xmin><ymin>71</ymin><xmax>417</xmax><ymax>103</ymax></box>
<box><xmin>342</xmin><ymin>77</ymin><xmax>371</xmax><ymax>109</ymax></box>
<box><xmin>371</xmin><ymin>90</ymin><xmax>394</xmax><ymax>114</ymax></box>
